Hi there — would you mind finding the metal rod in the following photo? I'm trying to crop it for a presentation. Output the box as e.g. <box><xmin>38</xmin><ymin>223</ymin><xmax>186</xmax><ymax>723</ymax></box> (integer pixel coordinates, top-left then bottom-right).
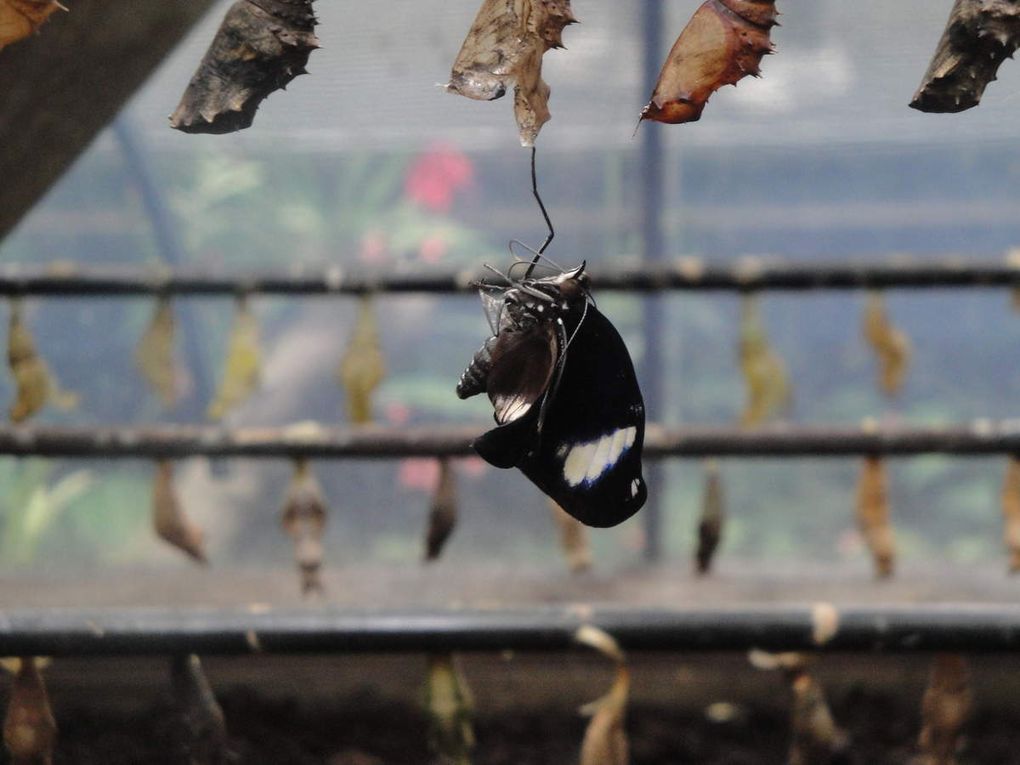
<box><xmin>1</xmin><ymin>604</ymin><xmax>1019</xmax><ymax>655</ymax></box>
<box><xmin>639</xmin><ymin>0</ymin><xmax>667</xmax><ymax>562</ymax></box>
<box><xmin>2</xmin><ymin>258</ymin><xmax>1020</xmax><ymax>296</ymax></box>
<box><xmin>1</xmin><ymin>422</ymin><xmax>1020</xmax><ymax>459</ymax></box>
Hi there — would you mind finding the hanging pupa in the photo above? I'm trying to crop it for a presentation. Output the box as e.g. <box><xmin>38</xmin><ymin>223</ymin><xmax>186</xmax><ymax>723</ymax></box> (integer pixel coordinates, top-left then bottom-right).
<box><xmin>640</xmin><ymin>0</ymin><xmax>777</xmax><ymax>125</ymax></box>
<box><xmin>856</xmin><ymin>455</ymin><xmax>896</xmax><ymax>578</ymax></box>
<box><xmin>748</xmin><ymin>651</ymin><xmax>848</xmax><ymax>764</ymax></box>
<box><xmin>171</xmin><ymin>654</ymin><xmax>230</xmax><ymax>765</ymax></box>
<box><xmin>153</xmin><ymin>460</ymin><xmax>207</xmax><ymax>564</ymax></box>
<box><xmin>550</xmin><ymin>498</ymin><xmax>592</xmax><ymax>574</ymax></box>
<box><xmin>169</xmin><ymin>0</ymin><xmax>319</xmax><ymax>134</ymax></box>
<box><xmin>280</xmin><ymin>458</ymin><xmax>328</xmax><ymax>596</ymax></box>
<box><xmin>424</xmin><ymin>653</ymin><xmax>474</xmax><ymax>765</ymax></box>
<box><xmin>447</xmin><ymin>0</ymin><xmax>577</xmax><ymax>146</ymax></box>
<box><xmin>695</xmin><ymin>459</ymin><xmax>725</xmax><ymax>575</ymax></box>
<box><xmin>338</xmin><ymin>294</ymin><xmax>385</xmax><ymax>425</ymax></box>
<box><xmin>916</xmin><ymin>654</ymin><xmax>972</xmax><ymax>765</ymax></box>
<box><xmin>862</xmin><ymin>291</ymin><xmax>911</xmax><ymax>397</ymax></box>
<box><xmin>6</xmin><ymin>299</ymin><xmax>76</xmax><ymax>424</ymax></box>
<box><xmin>575</xmin><ymin>626</ymin><xmax>629</xmax><ymax>765</ymax></box>
<box><xmin>0</xmin><ymin>0</ymin><xmax>67</xmax><ymax>52</ymax></box>
<box><xmin>2</xmin><ymin>657</ymin><xmax>56</xmax><ymax>765</ymax></box>
<box><xmin>208</xmin><ymin>295</ymin><xmax>261</xmax><ymax>420</ymax></box>
<box><xmin>425</xmin><ymin>459</ymin><xmax>457</xmax><ymax>563</ymax></box>
<box><xmin>135</xmin><ymin>295</ymin><xmax>179</xmax><ymax>407</ymax></box>
<box><xmin>738</xmin><ymin>293</ymin><xmax>789</xmax><ymax>426</ymax></box>
<box><xmin>1003</xmin><ymin>457</ymin><xmax>1020</xmax><ymax>572</ymax></box>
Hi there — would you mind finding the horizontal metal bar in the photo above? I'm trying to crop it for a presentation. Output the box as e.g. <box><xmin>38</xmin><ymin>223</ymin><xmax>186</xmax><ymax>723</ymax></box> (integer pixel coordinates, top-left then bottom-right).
<box><xmin>0</xmin><ymin>605</ymin><xmax>1018</xmax><ymax>655</ymax></box>
<box><xmin>0</xmin><ymin>422</ymin><xmax>1019</xmax><ymax>459</ymax></box>
<box><xmin>2</xmin><ymin>257</ymin><xmax>1020</xmax><ymax>296</ymax></box>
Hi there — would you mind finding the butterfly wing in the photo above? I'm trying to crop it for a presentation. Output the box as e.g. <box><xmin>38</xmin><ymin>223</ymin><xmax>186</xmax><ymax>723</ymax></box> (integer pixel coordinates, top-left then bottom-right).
<box><xmin>474</xmin><ymin>305</ymin><xmax>646</xmax><ymax>528</ymax></box>
<box><xmin>487</xmin><ymin>322</ymin><xmax>558</xmax><ymax>424</ymax></box>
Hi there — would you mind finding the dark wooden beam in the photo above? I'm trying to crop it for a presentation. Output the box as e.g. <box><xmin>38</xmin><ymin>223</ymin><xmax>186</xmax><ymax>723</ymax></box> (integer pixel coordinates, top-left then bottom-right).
<box><xmin>0</xmin><ymin>0</ymin><xmax>218</xmax><ymax>242</ymax></box>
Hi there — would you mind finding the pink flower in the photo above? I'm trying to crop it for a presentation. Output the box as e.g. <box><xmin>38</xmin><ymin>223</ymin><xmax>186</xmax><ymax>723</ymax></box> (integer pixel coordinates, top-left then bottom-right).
<box><xmin>418</xmin><ymin>234</ymin><xmax>448</xmax><ymax>264</ymax></box>
<box><xmin>385</xmin><ymin>402</ymin><xmax>411</xmax><ymax>426</ymax></box>
<box><xmin>358</xmin><ymin>231</ymin><xmax>388</xmax><ymax>265</ymax></box>
<box><xmin>456</xmin><ymin>456</ymin><xmax>487</xmax><ymax>478</ymax></box>
<box><xmin>404</xmin><ymin>143</ymin><xmax>474</xmax><ymax>214</ymax></box>
<box><xmin>399</xmin><ymin>458</ymin><xmax>440</xmax><ymax>493</ymax></box>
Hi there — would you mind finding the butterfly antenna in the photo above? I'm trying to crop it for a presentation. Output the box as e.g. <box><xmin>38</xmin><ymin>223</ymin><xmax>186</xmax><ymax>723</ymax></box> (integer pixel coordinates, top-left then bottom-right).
<box><xmin>524</xmin><ymin>146</ymin><xmax>554</xmax><ymax>279</ymax></box>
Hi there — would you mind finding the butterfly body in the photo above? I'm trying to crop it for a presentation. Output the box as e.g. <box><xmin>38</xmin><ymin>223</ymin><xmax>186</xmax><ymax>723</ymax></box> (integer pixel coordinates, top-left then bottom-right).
<box><xmin>457</xmin><ymin>264</ymin><xmax>647</xmax><ymax>528</ymax></box>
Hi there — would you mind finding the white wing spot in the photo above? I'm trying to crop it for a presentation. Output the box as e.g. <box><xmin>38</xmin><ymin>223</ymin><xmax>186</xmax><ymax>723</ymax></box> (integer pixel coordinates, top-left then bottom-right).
<box><xmin>631</xmin><ymin>479</ymin><xmax>641</xmax><ymax>497</ymax></box>
<box><xmin>562</xmin><ymin>427</ymin><xmax>637</xmax><ymax>488</ymax></box>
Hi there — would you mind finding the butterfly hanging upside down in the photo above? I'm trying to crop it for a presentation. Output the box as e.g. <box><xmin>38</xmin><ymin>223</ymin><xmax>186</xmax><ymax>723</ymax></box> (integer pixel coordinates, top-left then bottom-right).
<box><xmin>457</xmin><ymin>261</ymin><xmax>647</xmax><ymax>528</ymax></box>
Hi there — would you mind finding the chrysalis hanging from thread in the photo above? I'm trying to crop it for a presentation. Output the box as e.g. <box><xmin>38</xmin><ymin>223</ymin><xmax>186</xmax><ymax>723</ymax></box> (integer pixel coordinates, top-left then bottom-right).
<box><xmin>136</xmin><ymin>296</ymin><xmax>179</xmax><ymax>407</ymax></box>
<box><xmin>338</xmin><ymin>295</ymin><xmax>386</xmax><ymax>425</ymax></box>
<box><xmin>2</xmin><ymin>657</ymin><xmax>57</xmax><ymax>765</ymax></box>
<box><xmin>695</xmin><ymin>460</ymin><xmax>725</xmax><ymax>575</ymax></box>
<box><xmin>1001</xmin><ymin>457</ymin><xmax>1020</xmax><ymax>573</ymax></box>
<box><xmin>575</xmin><ymin>625</ymin><xmax>629</xmax><ymax>765</ymax></box>
<box><xmin>0</xmin><ymin>0</ymin><xmax>67</xmax><ymax>51</ymax></box>
<box><xmin>425</xmin><ymin>459</ymin><xmax>458</xmax><ymax>563</ymax></box>
<box><xmin>280</xmin><ymin>458</ymin><xmax>328</xmax><ymax>597</ymax></box>
<box><xmin>169</xmin><ymin>0</ymin><xmax>319</xmax><ymax>134</ymax></box>
<box><xmin>208</xmin><ymin>295</ymin><xmax>261</xmax><ymax>421</ymax></box>
<box><xmin>862</xmin><ymin>291</ymin><xmax>911</xmax><ymax>397</ymax></box>
<box><xmin>856</xmin><ymin>455</ymin><xmax>896</xmax><ymax>578</ymax></box>
<box><xmin>738</xmin><ymin>293</ymin><xmax>789</xmax><ymax>426</ymax></box>
<box><xmin>6</xmin><ymin>299</ymin><xmax>76</xmax><ymax>423</ymax></box>
<box><xmin>748</xmin><ymin>651</ymin><xmax>848</xmax><ymax>765</ymax></box>
<box><xmin>153</xmin><ymin>460</ymin><xmax>207</xmax><ymax>564</ymax></box>
<box><xmin>425</xmin><ymin>653</ymin><xmax>474</xmax><ymax>765</ymax></box>
<box><xmin>550</xmin><ymin>498</ymin><xmax>592</xmax><ymax>574</ymax></box>
<box><xmin>171</xmin><ymin>654</ymin><xmax>230</xmax><ymax>765</ymax></box>
<box><xmin>916</xmin><ymin>654</ymin><xmax>971</xmax><ymax>765</ymax></box>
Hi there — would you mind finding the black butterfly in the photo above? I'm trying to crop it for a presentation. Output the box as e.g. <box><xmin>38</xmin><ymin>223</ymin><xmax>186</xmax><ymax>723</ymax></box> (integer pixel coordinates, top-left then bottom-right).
<box><xmin>456</xmin><ymin>261</ymin><xmax>647</xmax><ymax>528</ymax></box>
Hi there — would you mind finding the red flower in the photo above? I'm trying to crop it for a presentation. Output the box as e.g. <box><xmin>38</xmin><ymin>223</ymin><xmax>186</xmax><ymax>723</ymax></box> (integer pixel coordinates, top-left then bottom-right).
<box><xmin>404</xmin><ymin>143</ymin><xmax>474</xmax><ymax>213</ymax></box>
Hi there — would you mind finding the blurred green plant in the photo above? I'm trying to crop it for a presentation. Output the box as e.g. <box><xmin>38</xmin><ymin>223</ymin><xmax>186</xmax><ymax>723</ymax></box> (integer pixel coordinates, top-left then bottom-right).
<box><xmin>0</xmin><ymin>461</ymin><xmax>93</xmax><ymax>566</ymax></box>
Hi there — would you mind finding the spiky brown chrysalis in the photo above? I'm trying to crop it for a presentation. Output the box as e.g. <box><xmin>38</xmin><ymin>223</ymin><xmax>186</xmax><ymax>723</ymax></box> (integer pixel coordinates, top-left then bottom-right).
<box><xmin>641</xmin><ymin>0</ymin><xmax>777</xmax><ymax>124</ymax></box>
<box><xmin>912</xmin><ymin>0</ymin><xmax>1020</xmax><ymax>114</ymax></box>
<box><xmin>0</xmin><ymin>0</ymin><xmax>66</xmax><ymax>51</ymax></box>
<box><xmin>170</xmin><ymin>0</ymin><xmax>319</xmax><ymax>134</ymax></box>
